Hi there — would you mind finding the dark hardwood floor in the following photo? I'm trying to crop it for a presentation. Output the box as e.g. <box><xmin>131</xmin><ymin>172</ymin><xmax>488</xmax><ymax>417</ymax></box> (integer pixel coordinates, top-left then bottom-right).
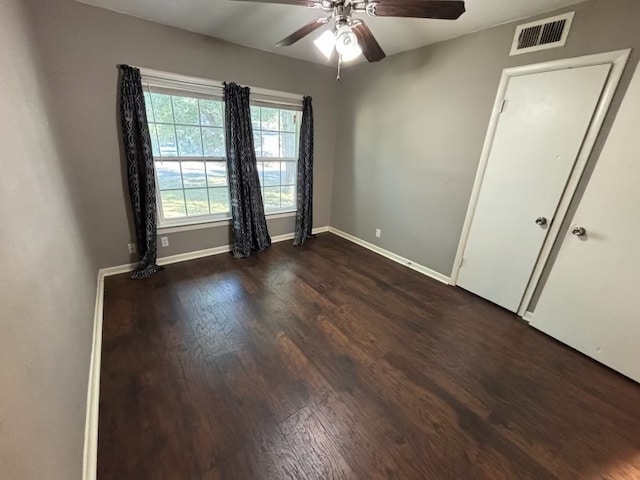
<box><xmin>99</xmin><ymin>233</ymin><xmax>640</xmax><ymax>479</ymax></box>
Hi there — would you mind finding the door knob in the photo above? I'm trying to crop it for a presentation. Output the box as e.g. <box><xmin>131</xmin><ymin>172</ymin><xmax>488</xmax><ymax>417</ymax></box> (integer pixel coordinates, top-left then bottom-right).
<box><xmin>535</xmin><ymin>217</ymin><xmax>548</xmax><ymax>226</ymax></box>
<box><xmin>571</xmin><ymin>226</ymin><xmax>586</xmax><ymax>237</ymax></box>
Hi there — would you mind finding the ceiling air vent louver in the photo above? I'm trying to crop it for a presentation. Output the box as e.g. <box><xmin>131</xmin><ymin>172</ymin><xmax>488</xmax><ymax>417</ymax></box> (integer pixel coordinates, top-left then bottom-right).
<box><xmin>510</xmin><ymin>12</ymin><xmax>574</xmax><ymax>56</ymax></box>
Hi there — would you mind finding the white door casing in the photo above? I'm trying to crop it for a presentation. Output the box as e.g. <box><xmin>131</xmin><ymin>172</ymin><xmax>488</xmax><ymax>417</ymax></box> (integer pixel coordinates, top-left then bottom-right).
<box><xmin>456</xmin><ymin>64</ymin><xmax>611</xmax><ymax>312</ymax></box>
<box><xmin>530</xmin><ymin>62</ymin><xmax>640</xmax><ymax>384</ymax></box>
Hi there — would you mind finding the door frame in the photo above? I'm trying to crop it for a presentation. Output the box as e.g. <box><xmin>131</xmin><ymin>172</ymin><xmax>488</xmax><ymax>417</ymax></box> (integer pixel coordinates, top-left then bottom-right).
<box><xmin>450</xmin><ymin>49</ymin><xmax>631</xmax><ymax>317</ymax></box>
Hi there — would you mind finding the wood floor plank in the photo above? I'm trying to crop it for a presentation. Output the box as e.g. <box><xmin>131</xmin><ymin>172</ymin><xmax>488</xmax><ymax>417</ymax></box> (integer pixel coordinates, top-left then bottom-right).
<box><xmin>311</xmin><ymin>390</ymin><xmax>423</xmax><ymax>479</ymax></box>
<box><xmin>214</xmin><ymin>351</ymin><xmax>309</xmax><ymax>480</ymax></box>
<box><xmin>279</xmin><ymin>406</ymin><xmax>357</xmax><ymax>480</ymax></box>
<box><xmin>99</xmin><ymin>233</ymin><xmax>640</xmax><ymax>479</ymax></box>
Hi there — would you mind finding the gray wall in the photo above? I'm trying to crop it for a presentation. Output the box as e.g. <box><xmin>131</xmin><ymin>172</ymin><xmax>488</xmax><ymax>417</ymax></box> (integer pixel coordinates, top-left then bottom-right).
<box><xmin>0</xmin><ymin>0</ymin><xmax>98</xmax><ymax>478</ymax></box>
<box><xmin>0</xmin><ymin>0</ymin><xmax>337</xmax><ymax>476</ymax></box>
<box><xmin>331</xmin><ymin>0</ymin><xmax>640</xmax><ymax>276</ymax></box>
<box><xmin>25</xmin><ymin>0</ymin><xmax>338</xmax><ymax>268</ymax></box>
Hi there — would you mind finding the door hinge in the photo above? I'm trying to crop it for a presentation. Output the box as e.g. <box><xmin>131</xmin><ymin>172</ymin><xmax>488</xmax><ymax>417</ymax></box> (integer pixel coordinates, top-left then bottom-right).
<box><xmin>500</xmin><ymin>99</ymin><xmax>508</xmax><ymax>113</ymax></box>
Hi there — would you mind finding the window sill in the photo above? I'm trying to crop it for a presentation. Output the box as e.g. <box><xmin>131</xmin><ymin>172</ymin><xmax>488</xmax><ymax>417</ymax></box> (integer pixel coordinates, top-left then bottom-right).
<box><xmin>157</xmin><ymin>210</ymin><xmax>297</xmax><ymax>235</ymax></box>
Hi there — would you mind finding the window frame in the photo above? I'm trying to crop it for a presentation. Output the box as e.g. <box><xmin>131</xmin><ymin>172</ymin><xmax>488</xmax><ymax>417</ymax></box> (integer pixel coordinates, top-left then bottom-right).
<box><xmin>139</xmin><ymin>68</ymin><xmax>304</xmax><ymax>231</ymax></box>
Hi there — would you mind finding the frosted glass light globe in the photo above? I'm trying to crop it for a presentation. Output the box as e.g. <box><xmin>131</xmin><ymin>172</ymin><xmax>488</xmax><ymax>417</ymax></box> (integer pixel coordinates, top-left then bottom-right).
<box><xmin>335</xmin><ymin>25</ymin><xmax>361</xmax><ymax>62</ymax></box>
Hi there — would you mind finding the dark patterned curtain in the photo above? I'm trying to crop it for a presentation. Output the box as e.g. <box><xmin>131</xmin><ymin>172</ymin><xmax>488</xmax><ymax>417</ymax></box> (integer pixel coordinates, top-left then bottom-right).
<box><xmin>223</xmin><ymin>82</ymin><xmax>271</xmax><ymax>258</ymax></box>
<box><xmin>294</xmin><ymin>96</ymin><xmax>314</xmax><ymax>246</ymax></box>
<box><xmin>119</xmin><ymin>65</ymin><xmax>160</xmax><ymax>279</ymax></box>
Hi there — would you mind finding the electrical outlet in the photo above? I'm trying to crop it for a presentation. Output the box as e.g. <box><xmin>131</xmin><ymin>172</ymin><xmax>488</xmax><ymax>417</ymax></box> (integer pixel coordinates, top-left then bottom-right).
<box><xmin>375</xmin><ymin>228</ymin><xmax>381</xmax><ymax>238</ymax></box>
<box><xmin>127</xmin><ymin>243</ymin><xmax>137</xmax><ymax>254</ymax></box>
<box><xmin>160</xmin><ymin>236</ymin><xmax>169</xmax><ymax>248</ymax></box>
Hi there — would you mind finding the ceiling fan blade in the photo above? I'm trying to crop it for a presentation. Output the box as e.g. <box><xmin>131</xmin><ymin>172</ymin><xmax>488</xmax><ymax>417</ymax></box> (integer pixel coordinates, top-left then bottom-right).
<box><xmin>369</xmin><ymin>0</ymin><xmax>465</xmax><ymax>19</ymax></box>
<box><xmin>229</xmin><ymin>0</ymin><xmax>320</xmax><ymax>6</ymax></box>
<box><xmin>352</xmin><ymin>21</ymin><xmax>386</xmax><ymax>62</ymax></box>
<box><xmin>276</xmin><ymin>18</ymin><xmax>329</xmax><ymax>46</ymax></box>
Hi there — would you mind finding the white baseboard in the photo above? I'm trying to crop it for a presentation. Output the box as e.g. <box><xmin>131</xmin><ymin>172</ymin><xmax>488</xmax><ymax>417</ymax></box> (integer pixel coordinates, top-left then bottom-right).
<box><xmin>100</xmin><ymin>263</ymin><xmax>136</xmax><ymax>277</ymax></box>
<box><xmin>328</xmin><ymin>227</ymin><xmax>450</xmax><ymax>285</ymax></box>
<box><xmin>157</xmin><ymin>244</ymin><xmax>231</xmax><ymax>267</ymax></box>
<box><xmin>522</xmin><ymin>311</ymin><xmax>534</xmax><ymax>323</ymax></box>
<box><xmin>269</xmin><ymin>225</ymin><xmax>329</xmax><ymax>244</ymax></box>
<box><xmin>102</xmin><ymin>226</ymin><xmax>330</xmax><ymax>277</ymax></box>
<box><xmin>83</xmin><ymin>270</ymin><xmax>104</xmax><ymax>480</ymax></box>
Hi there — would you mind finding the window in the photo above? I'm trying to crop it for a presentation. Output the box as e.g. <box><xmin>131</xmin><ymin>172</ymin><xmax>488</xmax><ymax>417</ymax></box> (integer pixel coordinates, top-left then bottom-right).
<box><xmin>142</xmin><ymin>74</ymin><xmax>301</xmax><ymax>229</ymax></box>
<box><xmin>145</xmin><ymin>88</ymin><xmax>230</xmax><ymax>226</ymax></box>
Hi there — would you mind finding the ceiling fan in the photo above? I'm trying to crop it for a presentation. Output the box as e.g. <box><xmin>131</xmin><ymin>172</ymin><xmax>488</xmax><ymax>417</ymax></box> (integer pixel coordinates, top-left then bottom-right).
<box><xmin>231</xmin><ymin>0</ymin><xmax>466</xmax><ymax>76</ymax></box>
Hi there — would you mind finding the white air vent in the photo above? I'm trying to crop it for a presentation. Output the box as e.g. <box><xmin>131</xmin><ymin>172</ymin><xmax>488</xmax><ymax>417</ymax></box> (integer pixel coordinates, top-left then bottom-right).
<box><xmin>510</xmin><ymin>12</ymin><xmax>574</xmax><ymax>56</ymax></box>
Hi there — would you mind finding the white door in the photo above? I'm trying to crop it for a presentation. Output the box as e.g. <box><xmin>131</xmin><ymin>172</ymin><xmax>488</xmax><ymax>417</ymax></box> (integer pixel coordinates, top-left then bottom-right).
<box><xmin>531</xmin><ymin>63</ymin><xmax>640</xmax><ymax>383</ymax></box>
<box><xmin>457</xmin><ymin>64</ymin><xmax>611</xmax><ymax>312</ymax></box>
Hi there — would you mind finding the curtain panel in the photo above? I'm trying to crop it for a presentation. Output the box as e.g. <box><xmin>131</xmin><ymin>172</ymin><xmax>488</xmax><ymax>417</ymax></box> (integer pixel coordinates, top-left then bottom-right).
<box><xmin>294</xmin><ymin>96</ymin><xmax>314</xmax><ymax>246</ymax></box>
<box><xmin>223</xmin><ymin>82</ymin><xmax>271</xmax><ymax>258</ymax></box>
<box><xmin>119</xmin><ymin>65</ymin><xmax>160</xmax><ymax>279</ymax></box>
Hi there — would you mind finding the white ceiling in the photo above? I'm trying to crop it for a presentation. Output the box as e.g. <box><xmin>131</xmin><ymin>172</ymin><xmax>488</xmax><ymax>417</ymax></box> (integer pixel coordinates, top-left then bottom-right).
<box><xmin>75</xmin><ymin>0</ymin><xmax>587</xmax><ymax>66</ymax></box>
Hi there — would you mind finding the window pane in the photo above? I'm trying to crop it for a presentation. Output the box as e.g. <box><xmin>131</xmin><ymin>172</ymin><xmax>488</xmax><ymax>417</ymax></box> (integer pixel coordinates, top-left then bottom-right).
<box><xmin>181</xmin><ymin>161</ymin><xmax>206</xmax><ymax>188</ymax></box>
<box><xmin>176</xmin><ymin>126</ymin><xmax>203</xmax><ymax>156</ymax></box>
<box><xmin>263</xmin><ymin>162</ymin><xmax>280</xmax><ymax>187</ymax></box>
<box><xmin>202</xmin><ymin>127</ymin><xmax>225</xmax><ymax>157</ymax></box>
<box><xmin>281</xmin><ymin>186</ymin><xmax>295</xmax><ymax>209</ymax></box>
<box><xmin>148</xmin><ymin>124</ymin><xmax>160</xmax><ymax>157</ymax></box>
<box><xmin>160</xmin><ymin>190</ymin><xmax>186</xmax><ymax>218</ymax></box>
<box><xmin>253</xmin><ymin>131</ymin><xmax>261</xmax><ymax>157</ymax></box>
<box><xmin>261</xmin><ymin>107</ymin><xmax>279</xmax><ymax>130</ymax></box>
<box><xmin>251</xmin><ymin>106</ymin><xmax>261</xmax><ymax>130</ymax></box>
<box><xmin>156</xmin><ymin>124</ymin><xmax>177</xmax><ymax>157</ymax></box>
<box><xmin>280</xmin><ymin>132</ymin><xmax>296</xmax><ymax>158</ymax></box>
<box><xmin>172</xmin><ymin>96</ymin><xmax>199</xmax><ymax>125</ymax></box>
<box><xmin>144</xmin><ymin>92</ymin><xmax>154</xmax><ymax>122</ymax></box>
<box><xmin>200</xmin><ymin>99</ymin><xmax>223</xmax><ymax>127</ymax></box>
<box><xmin>263</xmin><ymin>186</ymin><xmax>281</xmax><ymax>210</ymax></box>
<box><xmin>150</xmin><ymin>93</ymin><xmax>173</xmax><ymax>123</ymax></box>
<box><xmin>155</xmin><ymin>162</ymin><xmax>182</xmax><ymax>190</ymax></box>
<box><xmin>206</xmin><ymin>161</ymin><xmax>227</xmax><ymax>187</ymax></box>
<box><xmin>184</xmin><ymin>188</ymin><xmax>209</xmax><ymax>216</ymax></box>
<box><xmin>280</xmin><ymin>110</ymin><xmax>296</xmax><ymax>132</ymax></box>
<box><xmin>261</xmin><ymin>131</ymin><xmax>279</xmax><ymax>157</ymax></box>
<box><xmin>209</xmin><ymin>187</ymin><xmax>230</xmax><ymax>214</ymax></box>
<box><xmin>281</xmin><ymin>162</ymin><xmax>296</xmax><ymax>185</ymax></box>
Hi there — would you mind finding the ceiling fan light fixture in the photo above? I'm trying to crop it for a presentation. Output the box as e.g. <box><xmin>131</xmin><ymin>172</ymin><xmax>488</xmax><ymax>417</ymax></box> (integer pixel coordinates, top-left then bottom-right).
<box><xmin>335</xmin><ymin>25</ymin><xmax>361</xmax><ymax>62</ymax></box>
<box><xmin>313</xmin><ymin>29</ymin><xmax>336</xmax><ymax>60</ymax></box>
